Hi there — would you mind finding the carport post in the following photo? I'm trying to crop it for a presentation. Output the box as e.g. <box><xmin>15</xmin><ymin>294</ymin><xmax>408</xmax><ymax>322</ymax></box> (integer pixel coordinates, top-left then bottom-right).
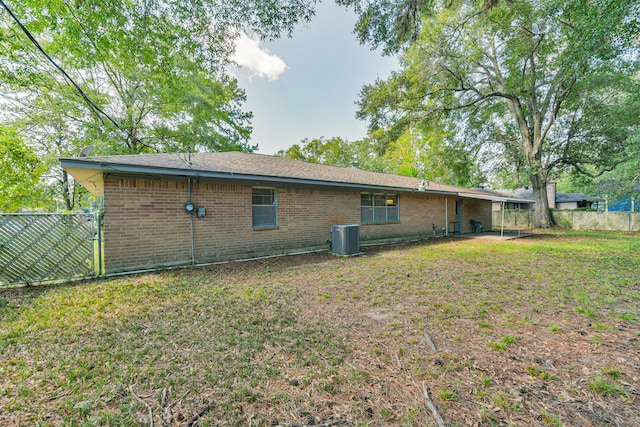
<box><xmin>501</xmin><ymin>201</ymin><xmax>505</xmax><ymax>237</ymax></box>
<box><xmin>445</xmin><ymin>197</ymin><xmax>449</xmax><ymax>235</ymax></box>
<box><xmin>97</xmin><ymin>212</ymin><xmax>103</xmax><ymax>275</ymax></box>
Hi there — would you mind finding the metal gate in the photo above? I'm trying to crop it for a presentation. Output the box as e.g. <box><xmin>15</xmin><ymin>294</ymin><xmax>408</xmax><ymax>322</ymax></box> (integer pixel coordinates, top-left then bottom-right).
<box><xmin>0</xmin><ymin>212</ymin><xmax>102</xmax><ymax>286</ymax></box>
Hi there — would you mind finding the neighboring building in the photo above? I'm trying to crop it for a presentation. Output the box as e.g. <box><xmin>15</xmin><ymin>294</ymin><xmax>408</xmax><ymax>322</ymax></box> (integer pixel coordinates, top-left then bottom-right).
<box><xmin>555</xmin><ymin>192</ymin><xmax>598</xmax><ymax>210</ymax></box>
<box><xmin>474</xmin><ymin>188</ymin><xmax>535</xmax><ymax>211</ymax></box>
<box><xmin>61</xmin><ymin>152</ymin><xmax>502</xmax><ymax>274</ymax></box>
<box><xmin>606</xmin><ymin>197</ymin><xmax>637</xmax><ymax>212</ymax></box>
<box><xmin>485</xmin><ymin>183</ymin><xmax>596</xmax><ymax>211</ymax></box>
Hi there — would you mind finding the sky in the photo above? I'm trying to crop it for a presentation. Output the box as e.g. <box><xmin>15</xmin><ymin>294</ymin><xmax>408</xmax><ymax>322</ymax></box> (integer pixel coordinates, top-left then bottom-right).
<box><xmin>230</xmin><ymin>1</ymin><xmax>398</xmax><ymax>155</ymax></box>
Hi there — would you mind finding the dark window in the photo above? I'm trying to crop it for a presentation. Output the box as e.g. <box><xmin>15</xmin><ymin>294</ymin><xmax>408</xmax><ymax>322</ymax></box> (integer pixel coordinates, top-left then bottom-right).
<box><xmin>252</xmin><ymin>188</ymin><xmax>277</xmax><ymax>227</ymax></box>
<box><xmin>361</xmin><ymin>193</ymin><xmax>399</xmax><ymax>223</ymax></box>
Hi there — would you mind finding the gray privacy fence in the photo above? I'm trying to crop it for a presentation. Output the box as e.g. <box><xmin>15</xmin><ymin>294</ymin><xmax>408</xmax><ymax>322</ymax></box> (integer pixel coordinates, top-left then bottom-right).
<box><xmin>493</xmin><ymin>209</ymin><xmax>533</xmax><ymax>232</ymax></box>
<box><xmin>493</xmin><ymin>210</ymin><xmax>640</xmax><ymax>232</ymax></box>
<box><xmin>0</xmin><ymin>212</ymin><xmax>102</xmax><ymax>286</ymax></box>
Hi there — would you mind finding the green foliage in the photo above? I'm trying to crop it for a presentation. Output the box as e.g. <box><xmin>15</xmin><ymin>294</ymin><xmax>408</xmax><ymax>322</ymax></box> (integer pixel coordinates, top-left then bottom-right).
<box><xmin>488</xmin><ymin>335</ymin><xmax>517</xmax><ymax>351</ymax></box>
<box><xmin>438</xmin><ymin>387</ymin><xmax>458</xmax><ymax>402</ymax></box>
<box><xmin>277</xmin><ymin>136</ymin><xmax>391</xmax><ymax>175</ymax></box>
<box><xmin>1</xmin><ymin>0</ymin><xmax>256</xmax><ymax>154</ymax></box>
<box><xmin>0</xmin><ymin>126</ymin><xmax>47</xmax><ymax>212</ymax></box>
<box><xmin>278</xmin><ymin>126</ymin><xmax>484</xmax><ymax>186</ymax></box>
<box><xmin>526</xmin><ymin>366</ymin><xmax>559</xmax><ymax>381</ymax></box>
<box><xmin>0</xmin><ymin>0</ymin><xmax>318</xmax><ymax>209</ymax></box>
<box><xmin>352</xmin><ymin>0</ymin><xmax>640</xmax><ymax>226</ymax></box>
<box><xmin>602</xmin><ymin>367</ymin><xmax>621</xmax><ymax>380</ymax></box>
<box><xmin>382</xmin><ymin>122</ymin><xmax>485</xmax><ymax>186</ymax></box>
<box><xmin>587</xmin><ymin>376</ymin><xmax>629</xmax><ymax>399</ymax></box>
<box><xmin>558</xmin><ymin>142</ymin><xmax>640</xmax><ymax>207</ymax></box>
<box><xmin>336</xmin><ymin>0</ymin><xmax>441</xmax><ymax>55</ymax></box>
<box><xmin>277</xmin><ymin>137</ymin><xmax>358</xmax><ymax>168</ymax></box>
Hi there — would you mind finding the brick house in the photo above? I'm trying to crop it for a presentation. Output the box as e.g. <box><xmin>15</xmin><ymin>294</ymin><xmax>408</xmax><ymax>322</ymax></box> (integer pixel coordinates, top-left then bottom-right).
<box><xmin>61</xmin><ymin>152</ymin><xmax>497</xmax><ymax>273</ymax></box>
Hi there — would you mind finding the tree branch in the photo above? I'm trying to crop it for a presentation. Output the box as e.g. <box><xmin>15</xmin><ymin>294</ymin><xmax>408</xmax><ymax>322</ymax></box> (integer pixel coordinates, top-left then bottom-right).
<box><xmin>537</xmin><ymin>77</ymin><xmax>576</xmax><ymax>153</ymax></box>
<box><xmin>422</xmin><ymin>382</ymin><xmax>446</xmax><ymax>427</ymax></box>
<box><xmin>183</xmin><ymin>402</ymin><xmax>214</xmax><ymax>427</ymax></box>
<box><xmin>130</xmin><ymin>386</ymin><xmax>155</xmax><ymax>427</ymax></box>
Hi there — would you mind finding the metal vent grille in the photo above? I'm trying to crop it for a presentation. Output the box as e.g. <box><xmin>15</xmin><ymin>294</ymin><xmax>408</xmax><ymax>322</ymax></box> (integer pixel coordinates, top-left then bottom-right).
<box><xmin>331</xmin><ymin>224</ymin><xmax>360</xmax><ymax>255</ymax></box>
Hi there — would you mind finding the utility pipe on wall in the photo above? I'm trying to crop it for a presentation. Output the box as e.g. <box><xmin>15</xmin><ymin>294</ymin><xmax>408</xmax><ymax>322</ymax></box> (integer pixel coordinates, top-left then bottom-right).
<box><xmin>188</xmin><ymin>177</ymin><xmax>195</xmax><ymax>266</ymax></box>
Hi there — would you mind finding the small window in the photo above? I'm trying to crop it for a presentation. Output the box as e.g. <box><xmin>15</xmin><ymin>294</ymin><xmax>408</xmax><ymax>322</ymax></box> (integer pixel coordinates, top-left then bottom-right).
<box><xmin>361</xmin><ymin>193</ymin><xmax>399</xmax><ymax>223</ymax></box>
<box><xmin>252</xmin><ymin>188</ymin><xmax>277</xmax><ymax>227</ymax></box>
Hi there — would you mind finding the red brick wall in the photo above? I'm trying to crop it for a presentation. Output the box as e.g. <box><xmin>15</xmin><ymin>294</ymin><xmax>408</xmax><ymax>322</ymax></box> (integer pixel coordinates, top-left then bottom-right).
<box><xmin>103</xmin><ymin>177</ymin><xmax>488</xmax><ymax>273</ymax></box>
<box><xmin>104</xmin><ymin>179</ymin><xmax>193</xmax><ymax>272</ymax></box>
<box><xmin>461</xmin><ymin>198</ymin><xmax>493</xmax><ymax>232</ymax></box>
<box><xmin>360</xmin><ymin>194</ymin><xmax>456</xmax><ymax>240</ymax></box>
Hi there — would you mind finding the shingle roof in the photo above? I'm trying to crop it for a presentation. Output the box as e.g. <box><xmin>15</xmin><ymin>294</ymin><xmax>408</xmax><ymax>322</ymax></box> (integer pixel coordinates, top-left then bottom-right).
<box><xmin>471</xmin><ymin>188</ymin><xmax>535</xmax><ymax>203</ymax></box>
<box><xmin>478</xmin><ymin>188</ymin><xmax>535</xmax><ymax>200</ymax></box>
<box><xmin>556</xmin><ymin>192</ymin><xmax>598</xmax><ymax>203</ymax></box>
<box><xmin>60</xmin><ymin>151</ymin><xmax>509</xmax><ymax>200</ymax></box>
<box><xmin>478</xmin><ymin>187</ymin><xmax>596</xmax><ymax>203</ymax></box>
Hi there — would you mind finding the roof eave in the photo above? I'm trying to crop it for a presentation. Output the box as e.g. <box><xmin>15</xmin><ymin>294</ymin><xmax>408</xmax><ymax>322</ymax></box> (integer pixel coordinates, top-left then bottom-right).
<box><xmin>461</xmin><ymin>192</ymin><xmax>535</xmax><ymax>204</ymax></box>
<box><xmin>59</xmin><ymin>158</ymin><xmax>459</xmax><ymax>196</ymax></box>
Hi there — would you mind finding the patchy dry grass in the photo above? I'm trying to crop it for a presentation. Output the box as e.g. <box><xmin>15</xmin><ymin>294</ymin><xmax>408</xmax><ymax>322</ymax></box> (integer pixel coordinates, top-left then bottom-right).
<box><xmin>1</xmin><ymin>230</ymin><xmax>638</xmax><ymax>426</ymax></box>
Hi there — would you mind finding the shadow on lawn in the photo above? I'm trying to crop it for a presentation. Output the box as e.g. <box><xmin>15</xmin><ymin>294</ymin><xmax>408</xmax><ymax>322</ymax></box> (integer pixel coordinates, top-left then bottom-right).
<box><xmin>0</xmin><ymin>230</ymin><xmax>546</xmax><ymax>300</ymax></box>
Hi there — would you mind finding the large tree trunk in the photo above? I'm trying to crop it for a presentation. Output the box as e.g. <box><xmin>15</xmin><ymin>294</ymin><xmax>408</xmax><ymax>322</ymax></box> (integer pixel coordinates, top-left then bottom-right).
<box><xmin>529</xmin><ymin>170</ymin><xmax>553</xmax><ymax>228</ymax></box>
<box><xmin>504</xmin><ymin>92</ymin><xmax>554</xmax><ymax>228</ymax></box>
<box><xmin>61</xmin><ymin>169</ymin><xmax>73</xmax><ymax>211</ymax></box>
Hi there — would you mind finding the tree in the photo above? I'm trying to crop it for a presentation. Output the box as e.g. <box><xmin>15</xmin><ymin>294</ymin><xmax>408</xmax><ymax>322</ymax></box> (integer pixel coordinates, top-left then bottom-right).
<box><xmin>336</xmin><ymin>0</ymin><xmax>450</xmax><ymax>55</ymax></box>
<box><xmin>356</xmin><ymin>70</ymin><xmax>485</xmax><ymax>186</ymax></box>
<box><xmin>0</xmin><ymin>125</ymin><xmax>47</xmax><ymax>212</ymax></box>
<box><xmin>383</xmin><ymin>124</ymin><xmax>485</xmax><ymax>186</ymax></box>
<box><xmin>0</xmin><ymin>0</ymin><xmax>264</xmax><ymax>151</ymax></box>
<box><xmin>277</xmin><ymin>129</ymin><xmax>483</xmax><ymax>186</ymax></box>
<box><xmin>352</xmin><ymin>0</ymin><xmax>640</xmax><ymax>227</ymax></box>
<box><xmin>336</xmin><ymin>0</ymin><xmax>504</xmax><ymax>54</ymax></box>
<box><xmin>558</xmin><ymin>137</ymin><xmax>640</xmax><ymax>211</ymax></box>
<box><xmin>276</xmin><ymin>137</ymin><xmax>359</xmax><ymax>167</ymax></box>
<box><xmin>277</xmin><ymin>136</ymin><xmax>390</xmax><ymax>172</ymax></box>
<box><xmin>1</xmin><ymin>0</ymin><xmax>319</xmax><ymax>209</ymax></box>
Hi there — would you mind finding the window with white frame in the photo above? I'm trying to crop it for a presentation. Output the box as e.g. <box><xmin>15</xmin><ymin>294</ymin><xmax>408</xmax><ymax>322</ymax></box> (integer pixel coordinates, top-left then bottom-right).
<box><xmin>252</xmin><ymin>188</ymin><xmax>277</xmax><ymax>227</ymax></box>
<box><xmin>361</xmin><ymin>193</ymin><xmax>399</xmax><ymax>223</ymax></box>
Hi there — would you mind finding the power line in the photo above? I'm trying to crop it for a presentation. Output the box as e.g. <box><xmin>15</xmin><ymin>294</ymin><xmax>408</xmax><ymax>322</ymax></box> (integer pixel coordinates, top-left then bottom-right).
<box><xmin>0</xmin><ymin>0</ymin><xmax>144</xmax><ymax>147</ymax></box>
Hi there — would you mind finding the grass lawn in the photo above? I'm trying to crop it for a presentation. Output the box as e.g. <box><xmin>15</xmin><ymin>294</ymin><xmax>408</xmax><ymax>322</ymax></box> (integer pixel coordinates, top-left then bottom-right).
<box><xmin>1</xmin><ymin>230</ymin><xmax>638</xmax><ymax>426</ymax></box>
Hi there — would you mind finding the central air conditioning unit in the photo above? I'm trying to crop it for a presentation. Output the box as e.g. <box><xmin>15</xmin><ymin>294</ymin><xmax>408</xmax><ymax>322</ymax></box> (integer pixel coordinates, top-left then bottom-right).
<box><xmin>330</xmin><ymin>224</ymin><xmax>360</xmax><ymax>255</ymax></box>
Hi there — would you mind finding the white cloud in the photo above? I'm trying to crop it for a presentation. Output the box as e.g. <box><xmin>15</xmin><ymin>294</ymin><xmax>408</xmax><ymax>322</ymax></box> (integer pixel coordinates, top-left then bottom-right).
<box><xmin>232</xmin><ymin>33</ymin><xmax>287</xmax><ymax>81</ymax></box>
